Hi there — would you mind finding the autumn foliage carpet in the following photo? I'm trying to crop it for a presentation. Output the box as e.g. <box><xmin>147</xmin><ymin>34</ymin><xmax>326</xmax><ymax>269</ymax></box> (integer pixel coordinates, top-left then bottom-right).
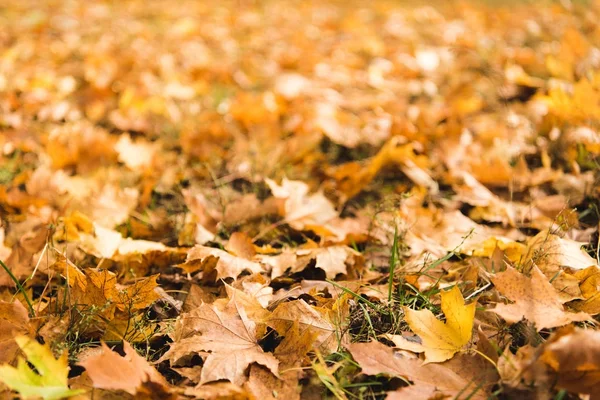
<box><xmin>0</xmin><ymin>0</ymin><xmax>599</xmax><ymax>399</ymax></box>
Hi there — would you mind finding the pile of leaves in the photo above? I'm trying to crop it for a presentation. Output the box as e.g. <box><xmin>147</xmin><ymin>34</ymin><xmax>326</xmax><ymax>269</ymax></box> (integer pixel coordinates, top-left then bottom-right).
<box><xmin>0</xmin><ymin>0</ymin><xmax>599</xmax><ymax>398</ymax></box>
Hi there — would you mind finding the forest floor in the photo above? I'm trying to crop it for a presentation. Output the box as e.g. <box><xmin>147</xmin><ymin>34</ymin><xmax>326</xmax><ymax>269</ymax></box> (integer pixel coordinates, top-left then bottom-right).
<box><xmin>0</xmin><ymin>0</ymin><xmax>599</xmax><ymax>399</ymax></box>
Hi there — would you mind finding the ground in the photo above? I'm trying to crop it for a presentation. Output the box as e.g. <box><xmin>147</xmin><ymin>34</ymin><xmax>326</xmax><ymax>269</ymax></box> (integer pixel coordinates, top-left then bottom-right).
<box><xmin>0</xmin><ymin>0</ymin><xmax>599</xmax><ymax>399</ymax></box>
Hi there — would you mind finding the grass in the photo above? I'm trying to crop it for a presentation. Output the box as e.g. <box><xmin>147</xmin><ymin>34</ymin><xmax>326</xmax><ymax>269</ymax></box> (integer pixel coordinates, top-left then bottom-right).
<box><xmin>0</xmin><ymin>232</ymin><xmax>170</xmax><ymax>364</ymax></box>
<box><xmin>0</xmin><ymin>258</ymin><xmax>35</xmax><ymax>317</ymax></box>
<box><xmin>310</xmin><ymin>222</ymin><xmax>516</xmax><ymax>398</ymax></box>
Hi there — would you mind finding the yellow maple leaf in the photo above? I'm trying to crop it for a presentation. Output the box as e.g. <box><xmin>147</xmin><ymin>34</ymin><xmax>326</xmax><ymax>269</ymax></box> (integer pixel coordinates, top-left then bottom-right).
<box><xmin>0</xmin><ymin>336</ymin><xmax>85</xmax><ymax>400</ymax></box>
<box><xmin>403</xmin><ymin>286</ymin><xmax>475</xmax><ymax>363</ymax></box>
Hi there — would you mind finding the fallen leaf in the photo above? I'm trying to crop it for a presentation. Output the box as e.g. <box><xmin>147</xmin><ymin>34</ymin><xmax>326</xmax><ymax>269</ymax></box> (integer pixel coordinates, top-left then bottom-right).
<box><xmin>226</xmin><ymin>232</ymin><xmax>256</xmax><ymax>260</ymax></box>
<box><xmin>267</xmin><ymin>299</ymin><xmax>339</xmax><ymax>353</ymax></box>
<box><xmin>79</xmin><ymin>341</ymin><xmax>171</xmax><ymax>396</ymax></box>
<box><xmin>491</xmin><ymin>266</ymin><xmax>590</xmax><ymax>330</ymax></box>
<box><xmin>184</xmin><ymin>382</ymin><xmax>250</xmax><ymax>400</ymax></box>
<box><xmin>114</xmin><ymin>134</ymin><xmax>157</xmax><ymax>170</ymax></box>
<box><xmin>273</xmin><ymin>321</ymin><xmax>320</xmax><ymax>370</ymax></box>
<box><xmin>224</xmin><ymin>283</ymin><xmax>270</xmax><ymax>322</ymax></box>
<box><xmin>538</xmin><ymin>326</ymin><xmax>600</xmax><ymax>397</ymax></box>
<box><xmin>265</xmin><ymin>178</ymin><xmax>337</xmax><ymax>231</ymax></box>
<box><xmin>117</xmin><ymin>274</ymin><xmax>161</xmax><ymax>312</ymax></box>
<box><xmin>79</xmin><ymin>223</ymin><xmax>169</xmax><ymax>259</ymax></box>
<box><xmin>0</xmin><ymin>301</ymin><xmax>30</xmax><ymax>364</ymax></box>
<box><xmin>571</xmin><ymin>266</ymin><xmax>600</xmax><ymax>314</ymax></box>
<box><xmin>524</xmin><ymin>231</ymin><xmax>599</xmax><ymax>271</ymax></box>
<box><xmin>244</xmin><ymin>365</ymin><xmax>301</xmax><ymax>400</ymax></box>
<box><xmin>382</xmin><ymin>333</ymin><xmax>425</xmax><ymax>354</ymax></box>
<box><xmin>497</xmin><ymin>344</ymin><xmax>538</xmax><ymax>389</ymax></box>
<box><xmin>261</xmin><ymin>245</ymin><xmax>362</xmax><ymax>279</ymax></box>
<box><xmin>162</xmin><ymin>299</ymin><xmax>279</xmax><ymax>385</ymax></box>
<box><xmin>403</xmin><ymin>286</ymin><xmax>476</xmax><ymax>363</ymax></box>
<box><xmin>181</xmin><ymin>245</ymin><xmax>263</xmax><ymax>279</ymax></box>
<box><xmin>0</xmin><ymin>336</ymin><xmax>84</xmax><ymax>400</ymax></box>
<box><xmin>348</xmin><ymin>341</ymin><xmax>497</xmax><ymax>400</ymax></box>
<box><xmin>70</xmin><ymin>268</ymin><xmax>119</xmax><ymax>321</ymax></box>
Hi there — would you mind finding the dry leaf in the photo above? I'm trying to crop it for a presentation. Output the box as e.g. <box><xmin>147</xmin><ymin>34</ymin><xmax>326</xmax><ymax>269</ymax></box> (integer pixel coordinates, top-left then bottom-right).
<box><xmin>267</xmin><ymin>299</ymin><xmax>339</xmax><ymax>354</ymax></box>
<box><xmin>524</xmin><ymin>231</ymin><xmax>598</xmax><ymax>271</ymax></box>
<box><xmin>348</xmin><ymin>341</ymin><xmax>497</xmax><ymax>400</ymax></box>
<box><xmin>114</xmin><ymin>134</ymin><xmax>157</xmax><ymax>170</ymax></box>
<box><xmin>261</xmin><ymin>245</ymin><xmax>362</xmax><ymax>279</ymax></box>
<box><xmin>265</xmin><ymin>178</ymin><xmax>337</xmax><ymax>231</ymax></box>
<box><xmin>0</xmin><ymin>336</ymin><xmax>84</xmax><ymax>400</ymax></box>
<box><xmin>162</xmin><ymin>299</ymin><xmax>279</xmax><ymax>385</ymax></box>
<box><xmin>0</xmin><ymin>301</ymin><xmax>30</xmax><ymax>364</ymax></box>
<box><xmin>403</xmin><ymin>286</ymin><xmax>475</xmax><ymax>363</ymax></box>
<box><xmin>491</xmin><ymin>266</ymin><xmax>591</xmax><ymax>330</ymax></box>
<box><xmin>79</xmin><ymin>341</ymin><xmax>171</xmax><ymax>396</ymax></box>
<box><xmin>181</xmin><ymin>245</ymin><xmax>263</xmax><ymax>279</ymax></box>
<box><xmin>244</xmin><ymin>365</ymin><xmax>301</xmax><ymax>400</ymax></box>
<box><xmin>571</xmin><ymin>266</ymin><xmax>600</xmax><ymax>314</ymax></box>
<box><xmin>226</xmin><ymin>232</ymin><xmax>256</xmax><ymax>260</ymax></box>
<box><xmin>538</xmin><ymin>326</ymin><xmax>600</xmax><ymax>397</ymax></box>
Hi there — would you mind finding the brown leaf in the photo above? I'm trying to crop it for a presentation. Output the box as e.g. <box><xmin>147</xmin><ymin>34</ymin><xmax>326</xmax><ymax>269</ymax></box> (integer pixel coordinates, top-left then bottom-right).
<box><xmin>348</xmin><ymin>341</ymin><xmax>498</xmax><ymax>400</ymax></box>
<box><xmin>226</xmin><ymin>232</ymin><xmax>256</xmax><ymax>260</ymax></box>
<box><xmin>181</xmin><ymin>245</ymin><xmax>263</xmax><ymax>279</ymax></box>
<box><xmin>244</xmin><ymin>365</ymin><xmax>301</xmax><ymax>400</ymax></box>
<box><xmin>538</xmin><ymin>326</ymin><xmax>600</xmax><ymax>397</ymax></box>
<box><xmin>571</xmin><ymin>266</ymin><xmax>600</xmax><ymax>314</ymax></box>
<box><xmin>267</xmin><ymin>300</ymin><xmax>339</xmax><ymax>354</ymax></box>
<box><xmin>224</xmin><ymin>283</ymin><xmax>270</xmax><ymax>322</ymax></box>
<box><xmin>261</xmin><ymin>245</ymin><xmax>362</xmax><ymax>279</ymax></box>
<box><xmin>117</xmin><ymin>274</ymin><xmax>160</xmax><ymax>312</ymax></box>
<box><xmin>184</xmin><ymin>382</ymin><xmax>250</xmax><ymax>400</ymax></box>
<box><xmin>265</xmin><ymin>178</ymin><xmax>337</xmax><ymax>231</ymax></box>
<box><xmin>273</xmin><ymin>321</ymin><xmax>320</xmax><ymax>370</ymax></box>
<box><xmin>491</xmin><ymin>265</ymin><xmax>591</xmax><ymax>330</ymax></box>
<box><xmin>0</xmin><ymin>301</ymin><xmax>30</xmax><ymax>364</ymax></box>
<box><xmin>162</xmin><ymin>299</ymin><xmax>279</xmax><ymax>385</ymax></box>
<box><xmin>524</xmin><ymin>231</ymin><xmax>599</xmax><ymax>272</ymax></box>
<box><xmin>79</xmin><ymin>341</ymin><xmax>171</xmax><ymax>396</ymax></box>
<box><xmin>70</xmin><ymin>268</ymin><xmax>119</xmax><ymax>321</ymax></box>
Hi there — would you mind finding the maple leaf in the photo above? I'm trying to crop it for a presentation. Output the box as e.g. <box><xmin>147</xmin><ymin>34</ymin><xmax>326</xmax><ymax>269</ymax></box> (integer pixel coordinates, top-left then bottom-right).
<box><xmin>309</xmin><ymin>246</ymin><xmax>362</xmax><ymax>279</ymax></box>
<box><xmin>180</xmin><ymin>245</ymin><xmax>263</xmax><ymax>279</ymax></box>
<box><xmin>348</xmin><ymin>341</ymin><xmax>498</xmax><ymax>400</ymax></box>
<box><xmin>491</xmin><ymin>266</ymin><xmax>591</xmax><ymax>330</ymax></box>
<box><xmin>496</xmin><ymin>344</ymin><xmax>538</xmax><ymax>389</ymax></box>
<box><xmin>162</xmin><ymin>299</ymin><xmax>279</xmax><ymax>385</ymax></box>
<box><xmin>403</xmin><ymin>285</ymin><xmax>475</xmax><ymax>363</ymax></box>
<box><xmin>537</xmin><ymin>326</ymin><xmax>600</xmax><ymax>397</ymax></box>
<box><xmin>0</xmin><ymin>300</ymin><xmax>31</xmax><ymax>364</ymax></box>
<box><xmin>267</xmin><ymin>299</ymin><xmax>339</xmax><ymax>353</ymax></box>
<box><xmin>70</xmin><ymin>268</ymin><xmax>119</xmax><ymax>321</ymax></box>
<box><xmin>117</xmin><ymin>273</ymin><xmax>161</xmax><ymax>311</ymax></box>
<box><xmin>273</xmin><ymin>321</ymin><xmax>320</xmax><ymax>370</ymax></box>
<box><xmin>79</xmin><ymin>341</ymin><xmax>171</xmax><ymax>396</ymax></box>
<box><xmin>0</xmin><ymin>336</ymin><xmax>84</xmax><ymax>400</ymax></box>
<box><xmin>79</xmin><ymin>223</ymin><xmax>169</xmax><ymax>259</ymax></box>
<box><xmin>66</xmin><ymin>268</ymin><xmax>160</xmax><ymax>339</ymax></box>
<box><xmin>260</xmin><ymin>245</ymin><xmax>362</xmax><ymax>279</ymax></box>
<box><xmin>245</xmin><ymin>365</ymin><xmax>301</xmax><ymax>400</ymax></box>
<box><xmin>571</xmin><ymin>266</ymin><xmax>600</xmax><ymax>314</ymax></box>
<box><xmin>265</xmin><ymin>178</ymin><xmax>337</xmax><ymax>231</ymax></box>
<box><xmin>224</xmin><ymin>283</ymin><xmax>270</xmax><ymax>322</ymax></box>
<box><xmin>114</xmin><ymin>133</ymin><xmax>157</xmax><ymax>170</ymax></box>
<box><xmin>225</xmin><ymin>231</ymin><xmax>256</xmax><ymax>259</ymax></box>
<box><xmin>90</xmin><ymin>184</ymin><xmax>139</xmax><ymax>229</ymax></box>
<box><xmin>524</xmin><ymin>231</ymin><xmax>599</xmax><ymax>271</ymax></box>
<box><xmin>52</xmin><ymin>210</ymin><xmax>94</xmax><ymax>242</ymax></box>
